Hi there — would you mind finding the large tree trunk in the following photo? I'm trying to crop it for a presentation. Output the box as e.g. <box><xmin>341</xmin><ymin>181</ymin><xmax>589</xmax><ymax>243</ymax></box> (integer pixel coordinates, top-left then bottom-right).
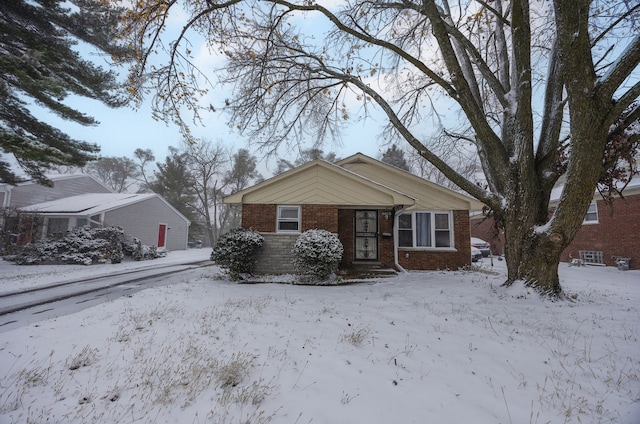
<box><xmin>499</xmin><ymin>172</ymin><xmax>564</xmax><ymax>296</ymax></box>
<box><xmin>502</xmin><ymin>218</ymin><xmax>564</xmax><ymax>296</ymax></box>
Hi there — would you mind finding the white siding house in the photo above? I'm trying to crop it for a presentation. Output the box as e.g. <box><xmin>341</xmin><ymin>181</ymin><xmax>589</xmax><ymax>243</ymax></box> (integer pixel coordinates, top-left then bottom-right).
<box><xmin>1</xmin><ymin>174</ymin><xmax>112</xmax><ymax>208</ymax></box>
<box><xmin>20</xmin><ymin>193</ymin><xmax>190</xmax><ymax>251</ymax></box>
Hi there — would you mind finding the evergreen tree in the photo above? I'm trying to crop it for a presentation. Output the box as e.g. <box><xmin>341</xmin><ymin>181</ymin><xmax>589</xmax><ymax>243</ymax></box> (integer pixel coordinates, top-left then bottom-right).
<box><xmin>224</xmin><ymin>149</ymin><xmax>262</xmax><ymax>194</ymax></box>
<box><xmin>219</xmin><ymin>149</ymin><xmax>263</xmax><ymax>233</ymax></box>
<box><xmin>273</xmin><ymin>148</ymin><xmax>338</xmax><ymax>175</ymax></box>
<box><xmin>0</xmin><ymin>0</ymin><xmax>126</xmax><ymax>186</ymax></box>
<box><xmin>380</xmin><ymin>145</ymin><xmax>411</xmax><ymax>172</ymax></box>
<box><xmin>148</xmin><ymin>147</ymin><xmax>201</xmax><ymax>240</ymax></box>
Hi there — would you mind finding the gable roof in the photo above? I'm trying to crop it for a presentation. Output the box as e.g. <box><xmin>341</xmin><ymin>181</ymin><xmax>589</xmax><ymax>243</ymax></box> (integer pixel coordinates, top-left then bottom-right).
<box><xmin>225</xmin><ymin>159</ymin><xmax>415</xmax><ymax>207</ymax></box>
<box><xmin>336</xmin><ymin>153</ymin><xmax>483</xmax><ymax>210</ymax></box>
<box><xmin>550</xmin><ymin>174</ymin><xmax>640</xmax><ymax>205</ymax></box>
<box><xmin>14</xmin><ymin>173</ymin><xmax>113</xmax><ymax>192</ymax></box>
<box><xmin>1</xmin><ymin>174</ymin><xmax>114</xmax><ymax>208</ymax></box>
<box><xmin>21</xmin><ymin>193</ymin><xmax>155</xmax><ymax>215</ymax></box>
<box><xmin>20</xmin><ymin>193</ymin><xmax>190</xmax><ymax>224</ymax></box>
<box><xmin>225</xmin><ymin>153</ymin><xmax>483</xmax><ymax>210</ymax></box>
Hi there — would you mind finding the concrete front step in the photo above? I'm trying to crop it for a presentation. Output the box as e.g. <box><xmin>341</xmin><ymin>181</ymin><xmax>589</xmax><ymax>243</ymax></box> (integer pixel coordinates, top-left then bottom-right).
<box><xmin>342</xmin><ymin>262</ymin><xmax>398</xmax><ymax>279</ymax></box>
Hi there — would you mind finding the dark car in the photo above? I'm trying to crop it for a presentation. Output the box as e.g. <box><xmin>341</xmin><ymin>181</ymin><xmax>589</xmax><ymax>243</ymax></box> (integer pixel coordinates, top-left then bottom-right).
<box><xmin>471</xmin><ymin>237</ymin><xmax>491</xmax><ymax>257</ymax></box>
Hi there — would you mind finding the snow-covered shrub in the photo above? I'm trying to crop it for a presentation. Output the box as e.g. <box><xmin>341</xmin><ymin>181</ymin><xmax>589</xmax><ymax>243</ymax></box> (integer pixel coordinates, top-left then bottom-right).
<box><xmin>146</xmin><ymin>245</ymin><xmax>161</xmax><ymax>260</ymax></box>
<box><xmin>292</xmin><ymin>229</ymin><xmax>343</xmax><ymax>281</ymax></box>
<box><xmin>133</xmin><ymin>239</ymin><xmax>143</xmax><ymax>261</ymax></box>
<box><xmin>110</xmin><ymin>233</ymin><xmax>124</xmax><ymax>264</ymax></box>
<box><xmin>28</xmin><ymin>226</ymin><xmax>112</xmax><ymax>265</ymax></box>
<box><xmin>7</xmin><ymin>226</ymin><xmax>159</xmax><ymax>265</ymax></box>
<box><xmin>211</xmin><ymin>228</ymin><xmax>264</xmax><ymax>280</ymax></box>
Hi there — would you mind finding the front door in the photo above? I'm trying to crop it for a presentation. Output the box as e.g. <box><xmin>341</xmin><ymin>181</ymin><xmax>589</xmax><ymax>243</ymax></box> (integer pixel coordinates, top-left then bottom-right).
<box><xmin>354</xmin><ymin>210</ymin><xmax>378</xmax><ymax>260</ymax></box>
<box><xmin>157</xmin><ymin>223</ymin><xmax>167</xmax><ymax>249</ymax></box>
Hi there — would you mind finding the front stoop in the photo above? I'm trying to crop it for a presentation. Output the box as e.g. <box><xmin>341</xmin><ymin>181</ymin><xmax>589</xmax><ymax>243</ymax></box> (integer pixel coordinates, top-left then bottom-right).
<box><xmin>341</xmin><ymin>261</ymin><xmax>398</xmax><ymax>279</ymax></box>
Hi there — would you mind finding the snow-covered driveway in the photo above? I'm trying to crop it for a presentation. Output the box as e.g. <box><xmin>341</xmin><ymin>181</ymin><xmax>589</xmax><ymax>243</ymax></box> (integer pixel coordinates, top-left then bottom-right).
<box><xmin>0</xmin><ymin>250</ymin><xmax>214</xmax><ymax>332</ymax></box>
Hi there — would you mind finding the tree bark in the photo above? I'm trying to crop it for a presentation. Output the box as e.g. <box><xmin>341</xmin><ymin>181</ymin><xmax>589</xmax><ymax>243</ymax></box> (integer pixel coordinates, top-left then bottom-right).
<box><xmin>502</xmin><ymin>214</ymin><xmax>564</xmax><ymax>296</ymax></box>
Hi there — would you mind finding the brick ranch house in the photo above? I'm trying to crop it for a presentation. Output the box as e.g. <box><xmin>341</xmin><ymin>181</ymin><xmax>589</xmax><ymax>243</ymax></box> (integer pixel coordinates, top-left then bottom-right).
<box><xmin>224</xmin><ymin>153</ymin><xmax>483</xmax><ymax>274</ymax></box>
<box><xmin>470</xmin><ymin>178</ymin><xmax>640</xmax><ymax>269</ymax></box>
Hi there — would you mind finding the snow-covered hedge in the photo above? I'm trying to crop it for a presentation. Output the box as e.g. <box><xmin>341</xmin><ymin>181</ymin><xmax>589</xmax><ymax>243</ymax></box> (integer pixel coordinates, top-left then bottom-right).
<box><xmin>292</xmin><ymin>229</ymin><xmax>344</xmax><ymax>281</ymax></box>
<box><xmin>6</xmin><ymin>226</ymin><xmax>162</xmax><ymax>265</ymax></box>
<box><xmin>211</xmin><ymin>228</ymin><xmax>264</xmax><ymax>280</ymax></box>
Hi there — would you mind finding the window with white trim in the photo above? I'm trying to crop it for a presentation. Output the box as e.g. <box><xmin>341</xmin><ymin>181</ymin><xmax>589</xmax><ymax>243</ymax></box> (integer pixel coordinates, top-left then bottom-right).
<box><xmin>277</xmin><ymin>205</ymin><xmax>301</xmax><ymax>232</ymax></box>
<box><xmin>47</xmin><ymin>218</ymin><xmax>69</xmax><ymax>236</ymax></box>
<box><xmin>398</xmin><ymin>211</ymin><xmax>453</xmax><ymax>248</ymax></box>
<box><xmin>583</xmin><ymin>202</ymin><xmax>598</xmax><ymax>224</ymax></box>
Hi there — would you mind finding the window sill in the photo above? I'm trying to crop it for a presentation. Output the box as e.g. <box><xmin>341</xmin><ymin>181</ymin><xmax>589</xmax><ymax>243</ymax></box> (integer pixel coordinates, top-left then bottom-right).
<box><xmin>398</xmin><ymin>247</ymin><xmax>458</xmax><ymax>252</ymax></box>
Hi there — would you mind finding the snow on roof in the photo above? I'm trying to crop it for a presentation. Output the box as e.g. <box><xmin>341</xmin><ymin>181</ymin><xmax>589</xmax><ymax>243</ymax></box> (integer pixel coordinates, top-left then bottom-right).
<box><xmin>21</xmin><ymin>193</ymin><xmax>157</xmax><ymax>215</ymax></box>
<box><xmin>551</xmin><ymin>175</ymin><xmax>640</xmax><ymax>203</ymax></box>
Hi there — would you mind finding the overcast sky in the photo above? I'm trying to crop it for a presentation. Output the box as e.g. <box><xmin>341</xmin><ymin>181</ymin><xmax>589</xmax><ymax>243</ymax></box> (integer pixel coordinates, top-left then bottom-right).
<box><xmin>33</xmin><ymin>4</ymin><xmax>418</xmax><ymax>176</ymax></box>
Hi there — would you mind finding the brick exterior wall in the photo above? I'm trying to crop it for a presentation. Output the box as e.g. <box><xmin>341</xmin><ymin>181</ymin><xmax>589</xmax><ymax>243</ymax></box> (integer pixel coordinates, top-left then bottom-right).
<box><xmin>379</xmin><ymin>210</ymin><xmax>395</xmax><ymax>268</ymax></box>
<box><xmin>560</xmin><ymin>195</ymin><xmax>639</xmax><ymax>268</ymax></box>
<box><xmin>397</xmin><ymin>210</ymin><xmax>472</xmax><ymax>270</ymax></box>
<box><xmin>470</xmin><ymin>194</ymin><xmax>639</xmax><ymax>269</ymax></box>
<box><xmin>242</xmin><ymin>204</ymin><xmax>276</xmax><ymax>232</ymax></box>
<box><xmin>243</xmin><ymin>204</ymin><xmax>340</xmax><ymax>274</ymax></box>
<box><xmin>242</xmin><ymin>204</ymin><xmax>472</xmax><ymax>273</ymax></box>
<box><xmin>241</xmin><ymin>204</ymin><xmax>339</xmax><ymax>233</ymax></box>
<box><xmin>301</xmin><ymin>205</ymin><xmax>338</xmax><ymax>232</ymax></box>
<box><xmin>338</xmin><ymin>209</ymin><xmax>354</xmax><ymax>268</ymax></box>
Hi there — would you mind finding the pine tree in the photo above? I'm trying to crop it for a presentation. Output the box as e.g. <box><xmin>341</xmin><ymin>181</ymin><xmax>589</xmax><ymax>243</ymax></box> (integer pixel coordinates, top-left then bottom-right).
<box><xmin>381</xmin><ymin>145</ymin><xmax>411</xmax><ymax>172</ymax></box>
<box><xmin>0</xmin><ymin>0</ymin><xmax>126</xmax><ymax>186</ymax></box>
<box><xmin>148</xmin><ymin>147</ymin><xmax>202</xmax><ymax>240</ymax></box>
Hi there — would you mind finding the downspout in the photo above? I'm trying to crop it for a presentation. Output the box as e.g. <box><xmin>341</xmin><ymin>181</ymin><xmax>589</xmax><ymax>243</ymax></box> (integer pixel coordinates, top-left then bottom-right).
<box><xmin>393</xmin><ymin>206</ymin><xmax>408</xmax><ymax>274</ymax></box>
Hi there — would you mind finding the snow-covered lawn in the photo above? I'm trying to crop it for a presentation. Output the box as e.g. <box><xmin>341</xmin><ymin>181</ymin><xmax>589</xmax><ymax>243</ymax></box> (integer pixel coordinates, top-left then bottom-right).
<box><xmin>0</xmin><ymin>253</ymin><xmax>638</xmax><ymax>423</ymax></box>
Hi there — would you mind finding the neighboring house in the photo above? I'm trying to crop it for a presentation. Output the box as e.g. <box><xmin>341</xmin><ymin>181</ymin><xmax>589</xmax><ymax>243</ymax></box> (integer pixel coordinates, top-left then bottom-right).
<box><xmin>1</xmin><ymin>174</ymin><xmax>190</xmax><ymax>251</ymax></box>
<box><xmin>19</xmin><ymin>193</ymin><xmax>190</xmax><ymax>251</ymax></box>
<box><xmin>557</xmin><ymin>180</ymin><xmax>639</xmax><ymax>268</ymax></box>
<box><xmin>224</xmin><ymin>153</ymin><xmax>483</xmax><ymax>274</ymax></box>
<box><xmin>470</xmin><ymin>179</ymin><xmax>640</xmax><ymax>269</ymax></box>
<box><xmin>1</xmin><ymin>174</ymin><xmax>112</xmax><ymax>209</ymax></box>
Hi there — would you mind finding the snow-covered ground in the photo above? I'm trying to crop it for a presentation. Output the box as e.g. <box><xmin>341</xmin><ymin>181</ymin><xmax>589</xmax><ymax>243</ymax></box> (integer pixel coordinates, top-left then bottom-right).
<box><xmin>0</xmin><ymin>252</ymin><xmax>638</xmax><ymax>423</ymax></box>
<box><xmin>0</xmin><ymin>249</ymin><xmax>213</xmax><ymax>295</ymax></box>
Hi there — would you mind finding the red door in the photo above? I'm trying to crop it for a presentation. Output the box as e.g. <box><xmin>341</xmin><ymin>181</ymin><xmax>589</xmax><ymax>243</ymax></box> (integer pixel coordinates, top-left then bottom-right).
<box><xmin>157</xmin><ymin>223</ymin><xmax>167</xmax><ymax>249</ymax></box>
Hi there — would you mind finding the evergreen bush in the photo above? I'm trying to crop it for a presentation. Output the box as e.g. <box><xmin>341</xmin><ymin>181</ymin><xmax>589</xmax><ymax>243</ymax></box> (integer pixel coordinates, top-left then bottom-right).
<box><xmin>110</xmin><ymin>233</ymin><xmax>124</xmax><ymax>264</ymax></box>
<box><xmin>292</xmin><ymin>229</ymin><xmax>343</xmax><ymax>281</ymax></box>
<box><xmin>211</xmin><ymin>228</ymin><xmax>264</xmax><ymax>280</ymax></box>
<box><xmin>133</xmin><ymin>239</ymin><xmax>143</xmax><ymax>261</ymax></box>
<box><xmin>146</xmin><ymin>245</ymin><xmax>159</xmax><ymax>260</ymax></box>
<box><xmin>6</xmin><ymin>226</ymin><xmax>160</xmax><ymax>265</ymax></box>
